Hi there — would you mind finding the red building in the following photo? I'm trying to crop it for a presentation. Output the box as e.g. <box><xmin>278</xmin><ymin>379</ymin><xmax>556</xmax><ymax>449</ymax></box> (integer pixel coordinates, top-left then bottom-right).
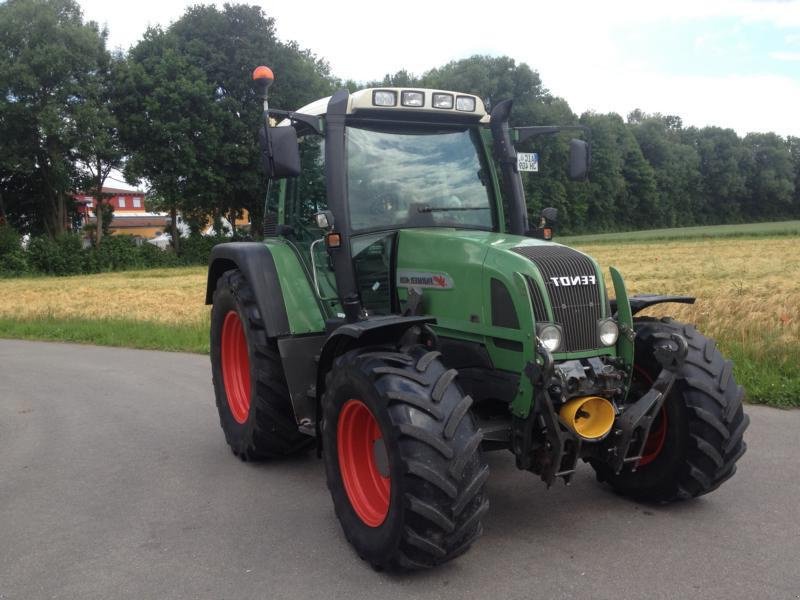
<box><xmin>75</xmin><ymin>187</ymin><xmax>169</xmax><ymax>238</ymax></box>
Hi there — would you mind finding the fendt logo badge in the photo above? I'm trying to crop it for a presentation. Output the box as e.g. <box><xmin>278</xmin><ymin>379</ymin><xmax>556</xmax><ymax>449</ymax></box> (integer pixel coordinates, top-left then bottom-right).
<box><xmin>550</xmin><ymin>275</ymin><xmax>597</xmax><ymax>287</ymax></box>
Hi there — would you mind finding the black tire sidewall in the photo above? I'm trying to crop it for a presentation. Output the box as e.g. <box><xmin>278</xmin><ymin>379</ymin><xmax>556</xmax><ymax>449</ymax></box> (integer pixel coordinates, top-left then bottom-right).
<box><xmin>321</xmin><ymin>358</ymin><xmax>405</xmax><ymax>562</ymax></box>
<box><xmin>210</xmin><ymin>281</ymin><xmax>257</xmax><ymax>449</ymax></box>
<box><xmin>619</xmin><ymin>351</ymin><xmax>691</xmax><ymax>493</ymax></box>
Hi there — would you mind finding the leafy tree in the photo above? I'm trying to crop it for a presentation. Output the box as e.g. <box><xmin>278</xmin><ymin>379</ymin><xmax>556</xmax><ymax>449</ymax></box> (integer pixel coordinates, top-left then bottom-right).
<box><xmin>741</xmin><ymin>133</ymin><xmax>795</xmax><ymax>219</ymax></box>
<box><xmin>682</xmin><ymin>126</ymin><xmax>752</xmax><ymax>224</ymax></box>
<box><xmin>74</xmin><ymin>53</ymin><xmax>125</xmax><ymax>245</ymax></box>
<box><xmin>117</xmin><ymin>4</ymin><xmax>335</xmax><ymax>241</ymax></box>
<box><xmin>0</xmin><ymin>0</ymin><xmax>109</xmax><ymax>237</ymax></box>
<box><xmin>788</xmin><ymin>136</ymin><xmax>800</xmax><ymax>216</ymax></box>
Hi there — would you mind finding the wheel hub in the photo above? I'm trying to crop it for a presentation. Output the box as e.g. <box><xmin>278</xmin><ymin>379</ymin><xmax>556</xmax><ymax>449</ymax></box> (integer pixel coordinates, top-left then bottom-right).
<box><xmin>221</xmin><ymin>310</ymin><xmax>251</xmax><ymax>424</ymax></box>
<box><xmin>337</xmin><ymin>399</ymin><xmax>391</xmax><ymax>527</ymax></box>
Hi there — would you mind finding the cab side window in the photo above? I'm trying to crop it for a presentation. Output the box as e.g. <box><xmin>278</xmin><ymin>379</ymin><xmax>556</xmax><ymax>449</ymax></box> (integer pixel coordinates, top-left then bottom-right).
<box><xmin>285</xmin><ymin>135</ymin><xmax>327</xmax><ymax>247</ymax></box>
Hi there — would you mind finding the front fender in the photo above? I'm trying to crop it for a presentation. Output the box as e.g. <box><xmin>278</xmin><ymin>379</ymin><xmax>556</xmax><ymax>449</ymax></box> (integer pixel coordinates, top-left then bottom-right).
<box><xmin>316</xmin><ymin>315</ymin><xmax>436</xmax><ymax>403</ymax></box>
<box><xmin>206</xmin><ymin>241</ymin><xmax>326</xmax><ymax>337</ymax></box>
<box><xmin>610</xmin><ymin>294</ymin><xmax>696</xmax><ymax>317</ymax></box>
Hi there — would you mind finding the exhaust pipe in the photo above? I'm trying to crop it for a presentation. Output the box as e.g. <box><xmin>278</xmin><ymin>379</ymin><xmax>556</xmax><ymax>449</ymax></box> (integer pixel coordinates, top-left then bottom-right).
<box><xmin>559</xmin><ymin>396</ymin><xmax>616</xmax><ymax>441</ymax></box>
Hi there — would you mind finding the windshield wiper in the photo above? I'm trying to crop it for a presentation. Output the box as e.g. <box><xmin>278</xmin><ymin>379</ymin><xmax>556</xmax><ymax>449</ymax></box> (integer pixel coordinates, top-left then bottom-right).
<box><xmin>417</xmin><ymin>206</ymin><xmax>491</xmax><ymax>213</ymax></box>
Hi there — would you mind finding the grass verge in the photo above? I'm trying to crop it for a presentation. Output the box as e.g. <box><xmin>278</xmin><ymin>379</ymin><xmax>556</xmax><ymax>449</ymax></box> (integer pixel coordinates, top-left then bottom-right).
<box><xmin>0</xmin><ymin>316</ymin><xmax>209</xmax><ymax>354</ymax></box>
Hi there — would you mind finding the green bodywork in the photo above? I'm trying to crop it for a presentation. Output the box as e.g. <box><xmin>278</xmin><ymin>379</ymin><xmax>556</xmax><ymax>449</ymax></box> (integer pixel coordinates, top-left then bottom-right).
<box><xmin>266</xmin><ymin>225</ymin><xmax>626</xmax><ymax>419</ymax></box>
<box><xmin>264</xmin><ymin>239</ymin><xmax>327</xmax><ymax>334</ymax></box>
<box><xmin>395</xmin><ymin>229</ymin><xmax>616</xmax><ymax>417</ymax></box>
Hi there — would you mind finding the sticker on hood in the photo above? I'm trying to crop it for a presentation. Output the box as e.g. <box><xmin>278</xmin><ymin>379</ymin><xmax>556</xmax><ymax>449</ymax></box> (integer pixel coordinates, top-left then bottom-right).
<box><xmin>397</xmin><ymin>270</ymin><xmax>454</xmax><ymax>290</ymax></box>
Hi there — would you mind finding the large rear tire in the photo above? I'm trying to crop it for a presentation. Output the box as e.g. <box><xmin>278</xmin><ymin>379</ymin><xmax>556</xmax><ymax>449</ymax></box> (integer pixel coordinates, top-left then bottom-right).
<box><xmin>210</xmin><ymin>269</ymin><xmax>312</xmax><ymax>460</ymax></box>
<box><xmin>592</xmin><ymin>317</ymin><xmax>749</xmax><ymax>501</ymax></box>
<box><xmin>321</xmin><ymin>346</ymin><xmax>489</xmax><ymax>570</ymax></box>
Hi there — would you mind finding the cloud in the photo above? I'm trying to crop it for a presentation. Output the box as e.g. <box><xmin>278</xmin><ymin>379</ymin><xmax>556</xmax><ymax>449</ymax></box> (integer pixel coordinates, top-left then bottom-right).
<box><xmin>77</xmin><ymin>0</ymin><xmax>800</xmax><ymax>136</ymax></box>
<box><xmin>770</xmin><ymin>51</ymin><xmax>800</xmax><ymax>60</ymax></box>
<box><xmin>557</xmin><ymin>69</ymin><xmax>800</xmax><ymax>137</ymax></box>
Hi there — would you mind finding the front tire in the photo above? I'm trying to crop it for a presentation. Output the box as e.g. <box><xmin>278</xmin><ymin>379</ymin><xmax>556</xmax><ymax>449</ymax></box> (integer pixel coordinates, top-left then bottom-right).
<box><xmin>592</xmin><ymin>317</ymin><xmax>749</xmax><ymax>501</ymax></box>
<box><xmin>210</xmin><ymin>269</ymin><xmax>312</xmax><ymax>460</ymax></box>
<box><xmin>322</xmin><ymin>346</ymin><xmax>489</xmax><ymax>570</ymax></box>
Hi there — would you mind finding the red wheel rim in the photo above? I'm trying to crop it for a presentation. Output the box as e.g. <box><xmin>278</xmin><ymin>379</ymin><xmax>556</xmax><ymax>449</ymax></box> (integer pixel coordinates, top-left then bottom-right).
<box><xmin>221</xmin><ymin>310</ymin><xmax>251</xmax><ymax>425</ymax></box>
<box><xmin>337</xmin><ymin>399</ymin><xmax>391</xmax><ymax>527</ymax></box>
<box><xmin>634</xmin><ymin>365</ymin><xmax>668</xmax><ymax>467</ymax></box>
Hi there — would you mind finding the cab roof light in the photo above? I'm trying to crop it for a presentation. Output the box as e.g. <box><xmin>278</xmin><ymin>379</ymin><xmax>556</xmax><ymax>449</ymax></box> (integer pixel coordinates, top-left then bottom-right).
<box><xmin>372</xmin><ymin>90</ymin><xmax>397</xmax><ymax>107</ymax></box>
<box><xmin>432</xmin><ymin>93</ymin><xmax>454</xmax><ymax>109</ymax></box>
<box><xmin>456</xmin><ymin>95</ymin><xmax>476</xmax><ymax>112</ymax></box>
<box><xmin>401</xmin><ymin>90</ymin><xmax>425</xmax><ymax>107</ymax></box>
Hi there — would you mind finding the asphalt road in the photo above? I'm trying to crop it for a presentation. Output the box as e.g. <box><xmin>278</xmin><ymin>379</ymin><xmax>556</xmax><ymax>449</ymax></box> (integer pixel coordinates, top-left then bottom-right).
<box><xmin>1</xmin><ymin>339</ymin><xmax>798</xmax><ymax>600</ymax></box>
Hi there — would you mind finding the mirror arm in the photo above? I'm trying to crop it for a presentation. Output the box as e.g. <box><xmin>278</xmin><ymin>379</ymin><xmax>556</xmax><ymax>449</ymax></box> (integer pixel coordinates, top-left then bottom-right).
<box><xmin>514</xmin><ymin>125</ymin><xmax>590</xmax><ymax>145</ymax></box>
<box><xmin>267</xmin><ymin>109</ymin><xmax>323</xmax><ymax>135</ymax></box>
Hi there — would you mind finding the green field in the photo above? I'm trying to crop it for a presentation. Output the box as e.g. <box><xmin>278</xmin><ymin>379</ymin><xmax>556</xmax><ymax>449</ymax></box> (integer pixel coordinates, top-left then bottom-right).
<box><xmin>1</xmin><ymin>223</ymin><xmax>798</xmax><ymax>407</ymax></box>
<box><xmin>559</xmin><ymin>220</ymin><xmax>800</xmax><ymax>244</ymax></box>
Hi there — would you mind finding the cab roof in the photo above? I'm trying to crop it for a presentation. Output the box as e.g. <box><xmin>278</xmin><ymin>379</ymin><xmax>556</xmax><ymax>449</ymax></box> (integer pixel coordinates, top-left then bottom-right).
<box><xmin>292</xmin><ymin>88</ymin><xmax>490</xmax><ymax>123</ymax></box>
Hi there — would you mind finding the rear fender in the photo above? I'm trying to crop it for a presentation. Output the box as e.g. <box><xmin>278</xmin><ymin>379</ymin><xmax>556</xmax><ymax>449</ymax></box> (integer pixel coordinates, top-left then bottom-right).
<box><xmin>207</xmin><ymin>242</ymin><xmax>327</xmax><ymax>429</ymax></box>
<box><xmin>206</xmin><ymin>242</ymin><xmax>292</xmax><ymax>337</ymax></box>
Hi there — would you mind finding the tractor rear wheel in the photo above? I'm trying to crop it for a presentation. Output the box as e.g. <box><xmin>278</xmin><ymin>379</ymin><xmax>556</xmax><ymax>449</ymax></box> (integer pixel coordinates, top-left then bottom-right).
<box><xmin>321</xmin><ymin>346</ymin><xmax>489</xmax><ymax>571</ymax></box>
<box><xmin>592</xmin><ymin>317</ymin><xmax>749</xmax><ymax>501</ymax></box>
<box><xmin>210</xmin><ymin>269</ymin><xmax>312</xmax><ymax>459</ymax></box>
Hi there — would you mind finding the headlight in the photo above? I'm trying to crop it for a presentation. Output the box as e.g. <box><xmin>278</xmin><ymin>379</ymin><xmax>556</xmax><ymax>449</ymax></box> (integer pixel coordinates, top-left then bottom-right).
<box><xmin>598</xmin><ymin>319</ymin><xmax>619</xmax><ymax>346</ymax></box>
<box><xmin>537</xmin><ymin>324</ymin><xmax>562</xmax><ymax>352</ymax></box>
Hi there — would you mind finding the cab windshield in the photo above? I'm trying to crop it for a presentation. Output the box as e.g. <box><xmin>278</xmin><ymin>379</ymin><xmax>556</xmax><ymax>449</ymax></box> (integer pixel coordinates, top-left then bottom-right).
<box><xmin>346</xmin><ymin>126</ymin><xmax>494</xmax><ymax>232</ymax></box>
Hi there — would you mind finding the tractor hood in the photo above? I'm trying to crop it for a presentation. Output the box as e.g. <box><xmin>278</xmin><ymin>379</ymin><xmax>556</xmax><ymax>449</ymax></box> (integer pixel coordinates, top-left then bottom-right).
<box><xmin>394</xmin><ymin>228</ymin><xmax>612</xmax><ymax>354</ymax></box>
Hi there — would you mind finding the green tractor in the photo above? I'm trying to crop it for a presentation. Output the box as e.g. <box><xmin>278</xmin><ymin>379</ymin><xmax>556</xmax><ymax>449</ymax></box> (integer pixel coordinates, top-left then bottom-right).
<box><xmin>206</xmin><ymin>66</ymin><xmax>748</xmax><ymax>570</ymax></box>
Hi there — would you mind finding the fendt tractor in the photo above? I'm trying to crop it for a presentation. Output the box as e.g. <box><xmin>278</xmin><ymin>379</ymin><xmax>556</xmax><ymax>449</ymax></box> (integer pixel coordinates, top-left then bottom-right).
<box><xmin>206</xmin><ymin>66</ymin><xmax>749</xmax><ymax>570</ymax></box>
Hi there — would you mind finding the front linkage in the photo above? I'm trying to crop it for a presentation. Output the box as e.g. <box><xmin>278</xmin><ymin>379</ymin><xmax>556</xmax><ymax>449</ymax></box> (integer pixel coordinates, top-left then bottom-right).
<box><xmin>512</xmin><ymin>332</ymin><xmax>689</xmax><ymax>487</ymax></box>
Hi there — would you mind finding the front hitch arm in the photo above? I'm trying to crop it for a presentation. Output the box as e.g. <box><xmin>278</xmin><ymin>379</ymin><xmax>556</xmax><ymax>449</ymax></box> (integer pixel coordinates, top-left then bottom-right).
<box><xmin>513</xmin><ymin>343</ymin><xmax>582</xmax><ymax>487</ymax></box>
<box><xmin>606</xmin><ymin>332</ymin><xmax>688</xmax><ymax>474</ymax></box>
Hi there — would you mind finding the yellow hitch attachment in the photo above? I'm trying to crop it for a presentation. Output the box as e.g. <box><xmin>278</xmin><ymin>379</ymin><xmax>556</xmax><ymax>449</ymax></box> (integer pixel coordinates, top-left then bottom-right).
<box><xmin>559</xmin><ymin>396</ymin><xmax>616</xmax><ymax>441</ymax></box>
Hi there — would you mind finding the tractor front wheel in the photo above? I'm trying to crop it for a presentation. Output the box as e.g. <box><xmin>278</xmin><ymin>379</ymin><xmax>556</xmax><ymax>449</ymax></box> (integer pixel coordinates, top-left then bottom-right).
<box><xmin>210</xmin><ymin>269</ymin><xmax>312</xmax><ymax>459</ymax></box>
<box><xmin>321</xmin><ymin>346</ymin><xmax>489</xmax><ymax>570</ymax></box>
<box><xmin>592</xmin><ymin>317</ymin><xmax>749</xmax><ymax>501</ymax></box>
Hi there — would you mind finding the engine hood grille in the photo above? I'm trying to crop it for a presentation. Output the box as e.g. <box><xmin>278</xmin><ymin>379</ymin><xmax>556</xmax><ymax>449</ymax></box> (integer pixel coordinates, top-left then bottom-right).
<box><xmin>511</xmin><ymin>245</ymin><xmax>605</xmax><ymax>352</ymax></box>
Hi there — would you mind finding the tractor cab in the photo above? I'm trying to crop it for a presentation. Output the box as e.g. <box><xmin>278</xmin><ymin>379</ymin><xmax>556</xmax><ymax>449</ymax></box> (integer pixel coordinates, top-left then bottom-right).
<box><xmin>264</xmin><ymin>85</ymin><xmax>589</xmax><ymax>325</ymax></box>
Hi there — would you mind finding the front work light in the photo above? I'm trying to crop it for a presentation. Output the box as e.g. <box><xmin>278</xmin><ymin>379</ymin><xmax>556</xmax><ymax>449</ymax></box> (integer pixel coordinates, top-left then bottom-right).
<box><xmin>401</xmin><ymin>91</ymin><xmax>424</xmax><ymax>107</ymax></box>
<box><xmin>315</xmin><ymin>211</ymin><xmax>332</xmax><ymax>229</ymax></box>
<box><xmin>598</xmin><ymin>319</ymin><xmax>619</xmax><ymax>346</ymax></box>
<box><xmin>432</xmin><ymin>93</ymin><xmax>454</xmax><ymax>109</ymax></box>
<box><xmin>537</xmin><ymin>324</ymin><xmax>562</xmax><ymax>352</ymax></box>
<box><xmin>456</xmin><ymin>96</ymin><xmax>476</xmax><ymax>112</ymax></box>
<box><xmin>373</xmin><ymin>90</ymin><xmax>397</xmax><ymax>106</ymax></box>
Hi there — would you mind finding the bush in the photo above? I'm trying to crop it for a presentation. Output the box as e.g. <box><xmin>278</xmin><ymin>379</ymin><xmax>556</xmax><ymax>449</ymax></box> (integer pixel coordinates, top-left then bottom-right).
<box><xmin>0</xmin><ymin>224</ymin><xmax>21</xmax><ymax>255</ymax></box>
<box><xmin>0</xmin><ymin>225</ymin><xmax>29</xmax><ymax>274</ymax></box>
<box><xmin>27</xmin><ymin>233</ymin><xmax>84</xmax><ymax>275</ymax></box>
<box><xmin>3</xmin><ymin>227</ymin><xmax>229</xmax><ymax>276</ymax></box>
<box><xmin>178</xmin><ymin>234</ymin><xmax>226</xmax><ymax>266</ymax></box>
<box><xmin>138</xmin><ymin>241</ymin><xmax>180</xmax><ymax>268</ymax></box>
<box><xmin>86</xmin><ymin>235</ymin><xmax>142</xmax><ymax>272</ymax></box>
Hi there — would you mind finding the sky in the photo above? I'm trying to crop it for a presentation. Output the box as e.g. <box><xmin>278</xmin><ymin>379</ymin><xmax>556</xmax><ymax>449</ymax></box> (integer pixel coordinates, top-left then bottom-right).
<box><xmin>80</xmin><ymin>0</ymin><xmax>800</xmax><ymax>138</ymax></box>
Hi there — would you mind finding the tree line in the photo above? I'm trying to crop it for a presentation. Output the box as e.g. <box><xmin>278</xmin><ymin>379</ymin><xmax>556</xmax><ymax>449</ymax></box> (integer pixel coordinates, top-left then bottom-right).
<box><xmin>1</xmin><ymin>0</ymin><xmax>798</xmax><ymax>246</ymax></box>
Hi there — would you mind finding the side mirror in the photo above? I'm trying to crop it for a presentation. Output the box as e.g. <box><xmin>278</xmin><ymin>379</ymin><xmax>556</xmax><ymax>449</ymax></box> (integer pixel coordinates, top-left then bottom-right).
<box><xmin>540</xmin><ymin>207</ymin><xmax>558</xmax><ymax>225</ymax></box>
<box><xmin>568</xmin><ymin>139</ymin><xmax>590</xmax><ymax>181</ymax></box>
<box><xmin>527</xmin><ymin>207</ymin><xmax>558</xmax><ymax>240</ymax></box>
<box><xmin>259</xmin><ymin>125</ymin><xmax>301</xmax><ymax>179</ymax></box>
